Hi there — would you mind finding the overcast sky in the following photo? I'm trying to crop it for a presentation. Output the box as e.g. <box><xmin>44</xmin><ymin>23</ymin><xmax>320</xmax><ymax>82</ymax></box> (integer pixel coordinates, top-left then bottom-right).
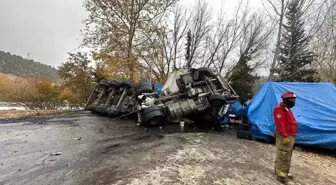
<box><xmin>0</xmin><ymin>0</ymin><xmax>262</xmax><ymax>68</ymax></box>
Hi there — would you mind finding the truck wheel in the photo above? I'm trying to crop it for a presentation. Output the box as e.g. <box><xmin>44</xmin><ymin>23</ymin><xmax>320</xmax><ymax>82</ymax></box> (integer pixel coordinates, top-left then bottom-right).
<box><xmin>99</xmin><ymin>79</ymin><xmax>110</xmax><ymax>87</ymax></box>
<box><xmin>120</xmin><ymin>81</ymin><xmax>135</xmax><ymax>89</ymax></box>
<box><xmin>136</xmin><ymin>83</ymin><xmax>154</xmax><ymax>96</ymax></box>
<box><xmin>86</xmin><ymin>104</ymin><xmax>96</xmax><ymax>112</ymax></box>
<box><xmin>95</xmin><ymin>106</ymin><xmax>108</xmax><ymax>115</ymax></box>
<box><xmin>136</xmin><ymin>82</ymin><xmax>153</xmax><ymax>88</ymax></box>
<box><xmin>142</xmin><ymin>106</ymin><xmax>165</xmax><ymax>127</ymax></box>
<box><xmin>108</xmin><ymin>80</ymin><xmax>120</xmax><ymax>87</ymax></box>
<box><xmin>107</xmin><ymin>107</ymin><xmax>121</xmax><ymax>117</ymax></box>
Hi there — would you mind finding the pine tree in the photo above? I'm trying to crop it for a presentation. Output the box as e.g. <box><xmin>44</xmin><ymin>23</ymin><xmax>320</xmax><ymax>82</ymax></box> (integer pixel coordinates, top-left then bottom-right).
<box><xmin>276</xmin><ymin>0</ymin><xmax>319</xmax><ymax>82</ymax></box>
<box><xmin>229</xmin><ymin>56</ymin><xmax>258</xmax><ymax>104</ymax></box>
<box><xmin>185</xmin><ymin>30</ymin><xmax>192</xmax><ymax>69</ymax></box>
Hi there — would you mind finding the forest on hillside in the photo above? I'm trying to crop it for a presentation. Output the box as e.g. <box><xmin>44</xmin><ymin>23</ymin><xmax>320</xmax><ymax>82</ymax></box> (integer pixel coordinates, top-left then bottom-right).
<box><xmin>0</xmin><ymin>50</ymin><xmax>58</xmax><ymax>80</ymax></box>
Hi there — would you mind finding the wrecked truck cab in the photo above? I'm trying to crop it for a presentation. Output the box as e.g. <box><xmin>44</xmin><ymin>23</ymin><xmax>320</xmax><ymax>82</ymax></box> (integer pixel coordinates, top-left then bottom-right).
<box><xmin>138</xmin><ymin>67</ymin><xmax>239</xmax><ymax>128</ymax></box>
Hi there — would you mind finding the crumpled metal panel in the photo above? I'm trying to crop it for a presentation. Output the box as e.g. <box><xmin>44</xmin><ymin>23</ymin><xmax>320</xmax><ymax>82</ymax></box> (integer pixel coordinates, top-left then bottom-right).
<box><xmin>162</xmin><ymin>68</ymin><xmax>188</xmax><ymax>94</ymax></box>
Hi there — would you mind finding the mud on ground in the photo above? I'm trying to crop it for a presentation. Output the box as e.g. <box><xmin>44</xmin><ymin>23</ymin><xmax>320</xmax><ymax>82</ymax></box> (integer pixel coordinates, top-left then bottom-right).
<box><xmin>0</xmin><ymin>111</ymin><xmax>335</xmax><ymax>185</ymax></box>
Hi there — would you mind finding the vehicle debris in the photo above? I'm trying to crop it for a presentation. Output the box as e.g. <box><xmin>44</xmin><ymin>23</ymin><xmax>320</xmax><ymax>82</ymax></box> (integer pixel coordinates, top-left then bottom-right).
<box><xmin>66</xmin><ymin>170</ymin><xmax>73</xmax><ymax>176</ymax></box>
<box><xmin>50</xmin><ymin>152</ymin><xmax>62</xmax><ymax>156</ymax></box>
<box><xmin>85</xmin><ymin>67</ymin><xmax>239</xmax><ymax>130</ymax></box>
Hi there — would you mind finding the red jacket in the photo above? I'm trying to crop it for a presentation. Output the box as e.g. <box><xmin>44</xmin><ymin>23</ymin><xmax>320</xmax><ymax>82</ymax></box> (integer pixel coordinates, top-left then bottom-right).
<box><xmin>273</xmin><ymin>102</ymin><xmax>298</xmax><ymax>137</ymax></box>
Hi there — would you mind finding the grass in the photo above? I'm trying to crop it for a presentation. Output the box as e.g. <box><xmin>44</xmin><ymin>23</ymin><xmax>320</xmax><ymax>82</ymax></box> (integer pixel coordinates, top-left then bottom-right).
<box><xmin>0</xmin><ymin>109</ymin><xmax>73</xmax><ymax>120</ymax></box>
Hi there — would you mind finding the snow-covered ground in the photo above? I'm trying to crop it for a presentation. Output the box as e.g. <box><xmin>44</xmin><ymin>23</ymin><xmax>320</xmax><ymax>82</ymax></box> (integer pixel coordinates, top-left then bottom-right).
<box><xmin>0</xmin><ymin>106</ymin><xmax>82</xmax><ymax>111</ymax></box>
<box><xmin>0</xmin><ymin>106</ymin><xmax>26</xmax><ymax>111</ymax></box>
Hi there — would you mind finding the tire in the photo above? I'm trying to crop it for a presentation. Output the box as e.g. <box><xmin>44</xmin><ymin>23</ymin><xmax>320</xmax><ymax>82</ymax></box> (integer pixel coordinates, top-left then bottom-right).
<box><xmin>136</xmin><ymin>82</ymin><xmax>153</xmax><ymax>88</ymax></box>
<box><xmin>107</xmin><ymin>107</ymin><xmax>121</xmax><ymax>117</ymax></box>
<box><xmin>143</xmin><ymin>105</ymin><xmax>161</xmax><ymax>115</ymax></box>
<box><xmin>120</xmin><ymin>81</ymin><xmax>135</xmax><ymax>89</ymax></box>
<box><xmin>144</xmin><ymin>111</ymin><xmax>165</xmax><ymax>127</ymax></box>
<box><xmin>108</xmin><ymin>80</ymin><xmax>120</xmax><ymax>87</ymax></box>
<box><xmin>142</xmin><ymin>106</ymin><xmax>165</xmax><ymax>127</ymax></box>
<box><xmin>95</xmin><ymin>106</ymin><xmax>108</xmax><ymax>115</ymax></box>
<box><xmin>86</xmin><ymin>104</ymin><xmax>96</xmax><ymax>112</ymax></box>
<box><xmin>99</xmin><ymin>79</ymin><xmax>110</xmax><ymax>87</ymax></box>
<box><xmin>136</xmin><ymin>84</ymin><xmax>154</xmax><ymax>95</ymax></box>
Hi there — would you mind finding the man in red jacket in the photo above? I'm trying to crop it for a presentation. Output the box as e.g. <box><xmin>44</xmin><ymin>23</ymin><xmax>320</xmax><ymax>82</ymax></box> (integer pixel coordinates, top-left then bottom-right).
<box><xmin>274</xmin><ymin>92</ymin><xmax>298</xmax><ymax>185</ymax></box>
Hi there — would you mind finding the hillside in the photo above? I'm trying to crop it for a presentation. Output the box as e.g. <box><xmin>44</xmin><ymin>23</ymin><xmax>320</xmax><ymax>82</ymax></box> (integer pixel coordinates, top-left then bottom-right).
<box><xmin>0</xmin><ymin>50</ymin><xmax>58</xmax><ymax>80</ymax></box>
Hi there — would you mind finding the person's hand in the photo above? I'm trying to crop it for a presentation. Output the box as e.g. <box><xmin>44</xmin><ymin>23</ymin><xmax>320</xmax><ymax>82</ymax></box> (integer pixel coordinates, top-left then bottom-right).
<box><xmin>282</xmin><ymin>137</ymin><xmax>290</xmax><ymax>145</ymax></box>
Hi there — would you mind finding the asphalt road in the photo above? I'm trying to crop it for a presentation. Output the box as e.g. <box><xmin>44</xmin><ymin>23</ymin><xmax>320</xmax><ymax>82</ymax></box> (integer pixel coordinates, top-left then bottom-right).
<box><xmin>0</xmin><ymin>111</ymin><xmax>335</xmax><ymax>185</ymax></box>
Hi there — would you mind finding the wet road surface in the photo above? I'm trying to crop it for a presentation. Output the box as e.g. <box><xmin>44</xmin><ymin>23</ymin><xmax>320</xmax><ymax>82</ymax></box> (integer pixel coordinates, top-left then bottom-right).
<box><xmin>0</xmin><ymin>111</ymin><xmax>335</xmax><ymax>185</ymax></box>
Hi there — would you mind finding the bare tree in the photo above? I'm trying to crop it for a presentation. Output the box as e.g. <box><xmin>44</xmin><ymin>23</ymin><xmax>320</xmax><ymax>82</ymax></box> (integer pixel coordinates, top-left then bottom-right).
<box><xmin>185</xmin><ymin>0</ymin><xmax>213</xmax><ymax>68</ymax></box>
<box><xmin>170</xmin><ymin>4</ymin><xmax>191</xmax><ymax>69</ymax></box>
<box><xmin>226</xmin><ymin>13</ymin><xmax>274</xmax><ymax>79</ymax></box>
<box><xmin>312</xmin><ymin>0</ymin><xmax>336</xmax><ymax>83</ymax></box>
<box><xmin>135</xmin><ymin>2</ymin><xmax>191</xmax><ymax>83</ymax></box>
<box><xmin>140</xmin><ymin>0</ymin><xmax>213</xmax><ymax>78</ymax></box>
<box><xmin>211</xmin><ymin>0</ymin><xmax>251</xmax><ymax>74</ymax></box>
<box><xmin>241</xmin><ymin>15</ymin><xmax>274</xmax><ymax>69</ymax></box>
<box><xmin>202</xmin><ymin>8</ymin><xmax>237</xmax><ymax>70</ymax></box>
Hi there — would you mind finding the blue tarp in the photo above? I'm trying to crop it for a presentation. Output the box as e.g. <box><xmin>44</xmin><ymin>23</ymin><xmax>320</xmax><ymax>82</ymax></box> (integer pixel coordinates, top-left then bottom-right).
<box><xmin>247</xmin><ymin>82</ymin><xmax>336</xmax><ymax>149</ymax></box>
<box><xmin>154</xmin><ymin>84</ymin><xmax>163</xmax><ymax>93</ymax></box>
<box><xmin>221</xmin><ymin>101</ymin><xmax>244</xmax><ymax>124</ymax></box>
<box><xmin>231</xmin><ymin>101</ymin><xmax>243</xmax><ymax>115</ymax></box>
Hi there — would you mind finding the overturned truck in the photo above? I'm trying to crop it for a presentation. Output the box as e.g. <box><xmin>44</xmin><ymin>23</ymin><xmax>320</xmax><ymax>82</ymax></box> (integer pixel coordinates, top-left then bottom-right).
<box><xmin>85</xmin><ymin>67</ymin><xmax>239</xmax><ymax>129</ymax></box>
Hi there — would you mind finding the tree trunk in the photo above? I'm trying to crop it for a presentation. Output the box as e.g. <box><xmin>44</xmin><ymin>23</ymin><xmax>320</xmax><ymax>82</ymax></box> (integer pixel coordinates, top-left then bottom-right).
<box><xmin>268</xmin><ymin>0</ymin><xmax>285</xmax><ymax>81</ymax></box>
<box><xmin>128</xmin><ymin>0</ymin><xmax>135</xmax><ymax>81</ymax></box>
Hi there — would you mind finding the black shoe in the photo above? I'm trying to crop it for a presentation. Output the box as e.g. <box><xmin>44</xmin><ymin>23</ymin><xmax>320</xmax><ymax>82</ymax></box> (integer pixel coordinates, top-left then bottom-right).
<box><xmin>277</xmin><ymin>176</ymin><xmax>295</xmax><ymax>185</ymax></box>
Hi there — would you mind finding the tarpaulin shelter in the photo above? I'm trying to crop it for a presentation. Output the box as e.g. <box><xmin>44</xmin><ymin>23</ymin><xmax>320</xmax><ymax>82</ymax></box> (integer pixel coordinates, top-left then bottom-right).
<box><xmin>247</xmin><ymin>82</ymin><xmax>336</xmax><ymax>149</ymax></box>
<box><xmin>154</xmin><ymin>84</ymin><xmax>163</xmax><ymax>94</ymax></box>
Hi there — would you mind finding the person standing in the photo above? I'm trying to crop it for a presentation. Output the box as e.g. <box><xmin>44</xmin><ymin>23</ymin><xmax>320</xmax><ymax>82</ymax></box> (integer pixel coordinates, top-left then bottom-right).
<box><xmin>274</xmin><ymin>92</ymin><xmax>298</xmax><ymax>184</ymax></box>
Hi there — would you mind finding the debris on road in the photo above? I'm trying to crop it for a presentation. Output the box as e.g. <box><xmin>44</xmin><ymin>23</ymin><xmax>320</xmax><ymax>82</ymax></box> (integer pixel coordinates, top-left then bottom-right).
<box><xmin>75</xmin><ymin>137</ymin><xmax>82</xmax><ymax>140</ymax></box>
<box><xmin>66</xmin><ymin>170</ymin><xmax>73</xmax><ymax>176</ymax></box>
<box><xmin>50</xmin><ymin>152</ymin><xmax>62</xmax><ymax>156</ymax></box>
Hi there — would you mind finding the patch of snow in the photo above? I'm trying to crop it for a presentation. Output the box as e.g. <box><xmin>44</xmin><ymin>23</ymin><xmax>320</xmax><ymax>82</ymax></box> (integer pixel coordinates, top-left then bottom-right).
<box><xmin>0</xmin><ymin>106</ymin><xmax>26</xmax><ymax>111</ymax></box>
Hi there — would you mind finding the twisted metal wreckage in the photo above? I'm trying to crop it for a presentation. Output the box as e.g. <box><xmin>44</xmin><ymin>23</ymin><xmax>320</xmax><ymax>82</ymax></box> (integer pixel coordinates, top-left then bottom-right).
<box><xmin>85</xmin><ymin>67</ymin><xmax>244</xmax><ymax>131</ymax></box>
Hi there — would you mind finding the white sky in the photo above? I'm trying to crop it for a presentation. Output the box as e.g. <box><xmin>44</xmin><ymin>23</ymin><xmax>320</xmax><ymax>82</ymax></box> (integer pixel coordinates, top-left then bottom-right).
<box><xmin>0</xmin><ymin>0</ymin><xmax>263</xmax><ymax>68</ymax></box>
